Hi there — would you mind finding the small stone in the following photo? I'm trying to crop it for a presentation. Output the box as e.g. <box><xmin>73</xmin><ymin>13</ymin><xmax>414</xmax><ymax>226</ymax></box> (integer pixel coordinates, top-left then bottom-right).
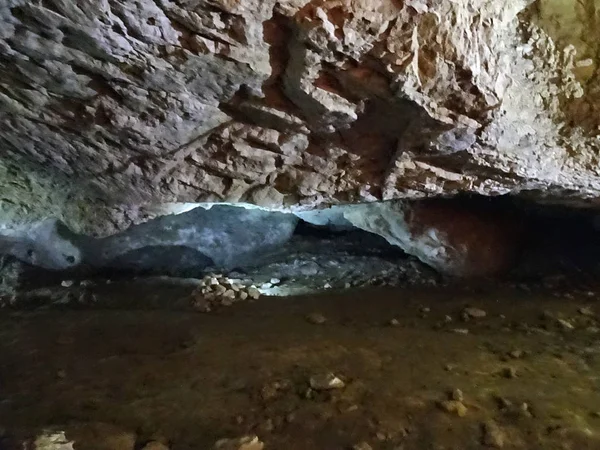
<box><xmin>495</xmin><ymin>396</ymin><xmax>512</xmax><ymax>409</ymax></box>
<box><xmin>33</xmin><ymin>431</ymin><xmax>74</xmax><ymax>450</ymax></box>
<box><xmin>375</xmin><ymin>431</ymin><xmax>387</xmax><ymax>441</ymax></box>
<box><xmin>79</xmin><ymin>280</ymin><xmax>94</xmax><ymax>287</ymax></box>
<box><xmin>444</xmin><ymin>315</ymin><xmax>453</xmax><ymax>323</ymax></box>
<box><xmin>352</xmin><ymin>442</ymin><xmax>373</xmax><ymax>450</ymax></box>
<box><xmin>389</xmin><ymin>318</ymin><xmax>400</xmax><ymax>327</ymax></box>
<box><xmin>420</xmin><ymin>306</ymin><xmax>431</xmax><ymax>313</ymax></box>
<box><xmin>578</xmin><ymin>306</ymin><xmax>595</xmax><ymax>317</ymax></box>
<box><xmin>451</xmin><ymin>388</ymin><xmax>464</xmax><ymax>402</ymax></box>
<box><xmin>344</xmin><ymin>282</ymin><xmax>351</xmax><ymax>289</ymax></box>
<box><xmin>557</xmin><ymin>318</ymin><xmax>574</xmax><ymax>330</ymax></box>
<box><xmin>323</xmin><ymin>282</ymin><xmax>332</xmax><ymax>289</ymax></box>
<box><xmin>270</xmin><ymin>278</ymin><xmax>281</xmax><ymax>285</ymax></box>
<box><xmin>214</xmin><ymin>284</ymin><xmax>227</xmax><ymax>295</ymax></box>
<box><xmin>463</xmin><ymin>307</ymin><xmax>487</xmax><ymax>318</ymax></box>
<box><xmin>309</xmin><ymin>373</ymin><xmax>345</xmax><ymax>390</ymax></box>
<box><xmin>213</xmin><ymin>435</ymin><xmax>264</xmax><ymax>450</ymax></box>
<box><xmin>56</xmin><ymin>369</ymin><xmax>66</xmax><ymax>379</ymax></box>
<box><xmin>306</xmin><ymin>312</ymin><xmax>327</xmax><ymax>324</ymax></box>
<box><xmin>519</xmin><ymin>402</ymin><xmax>532</xmax><ymax>417</ymax></box>
<box><xmin>209</xmin><ymin>277</ymin><xmax>219</xmax><ymax>286</ymax></box>
<box><xmin>502</xmin><ymin>367</ymin><xmax>518</xmax><ymax>379</ymax></box>
<box><xmin>247</xmin><ymin>287</ymin><xmax>260</xmax><ymax>300</ymax></box>
<box><xmin>508</xmin><ymin>349</ymin><xmax>524</xmax><ymax>359</ymax></box>
<box><xmin>238</xmin><ymin>291</ymin><xmax>248</xmax><ymax>301</ymax></box>
<box><xmin>450</xmin><ymin>328</ymin><xmax>469</xmax><ymax>335</ymax></box>
<box><xmin>482</xmin><ymin>420</ymin><xmax>505</xmax><ymax>448</ymax></box>
<box><xmin>141</xmin><ymin>442</ymin><xmax>170</xmax><ymax>450</ymax></box>
<box><xmin>223</xmin><ymin>289</ymin><xmax>236</xmax><ymax>299</ymax></box>
<box><xmin>259</xmin><ymin>418</ymin><xmax>274</xmax><ymax>433</ymax></box>
<box><xmin>61</xmin><ymin>280</ymin><xmax>74</xmax><ymax>288</ymax></box>
<box><xmin>438</xmin><ymin>400</ymin><xmax>468</xmax><ymax>417</ymax></box>
<box><xmin>261</xmin><ymin>282</ymin><xmax>273</xmax><ymax>289</ymax></box>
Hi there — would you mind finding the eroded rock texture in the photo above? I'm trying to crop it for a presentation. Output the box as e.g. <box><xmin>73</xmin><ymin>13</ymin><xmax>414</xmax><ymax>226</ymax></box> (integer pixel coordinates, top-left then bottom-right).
<box><xmin>1</xmin><ymin>0</ymin><xmax>599</xmax><ymax>236</ymax></box>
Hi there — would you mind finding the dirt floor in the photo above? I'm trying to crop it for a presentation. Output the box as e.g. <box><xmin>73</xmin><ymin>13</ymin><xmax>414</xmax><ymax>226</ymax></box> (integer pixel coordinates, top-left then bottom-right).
<box><xmin>1</xmin><ymin>278</ymin><xmax>600</xmax><ymax>450</ymax></box>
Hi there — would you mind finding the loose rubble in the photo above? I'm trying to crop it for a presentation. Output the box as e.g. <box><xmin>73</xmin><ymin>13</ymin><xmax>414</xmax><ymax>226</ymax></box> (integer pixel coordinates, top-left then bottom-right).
<box><xmin>309</xmin><ymin>373</ymin><xmax>345</xmax><ymax>391</ymax></box>
<box><xmin>438</xmin><ymin>400</ymin><xmax>468</xmax><ymax>417</ymax></box>
<box><xmin>306</xmin><ymin>312</ymin><xmax>327</xmax><ymax>325</ymax></box>
<box><xmin>482</xmin><ymin>421</ymin><xmax>506</xmax><ymax>448</ymax></box>
<box><xmin>213</xmin><ymin>435</ymin><xmax>264</xmax><ymax>450</ymax></box>
<box><xmin>191</xmin><ymin>274</ymin><xmax>260</xmax><ymax>312</ymax></box>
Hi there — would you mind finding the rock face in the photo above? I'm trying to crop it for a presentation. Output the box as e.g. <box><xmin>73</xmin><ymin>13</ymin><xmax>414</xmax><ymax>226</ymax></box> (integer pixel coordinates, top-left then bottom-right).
<box><xmin>0</xmin><ymin>205</ymin><xmax>298</xmax><ymax>276</ymax></box>
<box><xmin>1</xmin><ymin>0</ymin><xmax>600</xmax><ymax>236</ymax></box>
<box><xmin>335</xmin><ymin>199</ymin><xmax>523</xmax><ymax>276</ymax></box>
<box><xmin>87</xmin><ymin>204</ymin><xmax>299</xmax><ymax>270</ymax></box>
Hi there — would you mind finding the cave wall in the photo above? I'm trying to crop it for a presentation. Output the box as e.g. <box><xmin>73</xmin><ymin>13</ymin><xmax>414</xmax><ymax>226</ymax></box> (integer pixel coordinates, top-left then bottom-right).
<box><xmin>1</xmin><ymin>0</ymin><xmax>600</xmax><ymax>235</ymax></box>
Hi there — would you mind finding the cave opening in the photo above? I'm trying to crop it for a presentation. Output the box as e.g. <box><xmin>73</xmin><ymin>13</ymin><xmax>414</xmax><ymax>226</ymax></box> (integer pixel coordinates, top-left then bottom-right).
<box><xmin>2</xmin><ymin>195</ymin><xmax>600</xmax><ymax>304</ymax></box>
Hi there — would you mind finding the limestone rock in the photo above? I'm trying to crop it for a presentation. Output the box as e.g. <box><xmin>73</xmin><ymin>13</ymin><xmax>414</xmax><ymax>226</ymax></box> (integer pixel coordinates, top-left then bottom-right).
<box><xmin>0</xmin><ymin>0</ymin><xmax>600</xmax><ymax>236</ymax></box>
<box><xmin>343</xmin><ymin>200</ymin><xmax>522</xmax><ymax>276</ymax></box>
<box><xmin>309</xmin><ymin>373</ymin><xmax>345</xmax><ymax>390</ymax></box>
<box><xmin>33</xmin><ymin>431</ymin><xmax>74</xmax><ymax>450</ymax></box>
<box><xmin>213</xmin><ymin>435</ymin><xmax>264</xmax><ymax>450</ymax></box>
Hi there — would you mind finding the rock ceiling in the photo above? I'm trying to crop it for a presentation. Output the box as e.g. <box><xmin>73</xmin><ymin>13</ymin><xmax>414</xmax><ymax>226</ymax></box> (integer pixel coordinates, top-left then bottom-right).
<box><xmin>0</xmin><ymin>0</ymin><xmax>599</xmax><ymax>234</ymax></box>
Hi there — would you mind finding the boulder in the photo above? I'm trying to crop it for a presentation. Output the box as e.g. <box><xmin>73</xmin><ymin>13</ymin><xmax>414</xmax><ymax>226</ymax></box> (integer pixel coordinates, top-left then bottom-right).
<box><xmin>343</xmin><ymin>199</ymin><xmax>523</xmax><ymax>277</ymax></box>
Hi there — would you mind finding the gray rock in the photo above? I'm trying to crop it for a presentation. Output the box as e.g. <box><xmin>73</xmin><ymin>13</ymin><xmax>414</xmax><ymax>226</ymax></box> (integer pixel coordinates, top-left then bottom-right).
<box><xmin>88</xmin><ymin>205</ymin><xmax>298</xmax><ymax>270</ymax></box>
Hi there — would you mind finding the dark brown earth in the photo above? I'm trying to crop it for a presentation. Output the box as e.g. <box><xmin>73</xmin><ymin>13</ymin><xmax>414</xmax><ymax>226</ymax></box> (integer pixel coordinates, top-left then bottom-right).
<box><xmin>1</xmin><ymin>279</ymin><xmax>600</xmax><ymax>449</ymax></box>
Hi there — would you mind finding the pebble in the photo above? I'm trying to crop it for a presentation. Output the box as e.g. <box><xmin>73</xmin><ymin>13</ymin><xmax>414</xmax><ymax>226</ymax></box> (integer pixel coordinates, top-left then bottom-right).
<box><xmin>502</xmin><ymin>367</ymin><xmax>518</xmax><ymax>379</ymax></box>
<box><xmin>213</xmin><ymin>435</ymin><xmax>264</xmax><ymax>450</ymax></box>
<box><xmin>323</xmin><ymin>282</ymin><xmax>332</xmax><ymax>289</ymax></box>
<box><xmin>214</xmin><ymin>284</ymin><xmax>227</xmax><ymax>294</ymax></box>
<box><xmin>270</xmin><ymin>278</ymin><xmax>281</xmax><ymax>285</ymax></box>
<box><xmin>141</xmin><ymin>442</ymin><xmax>170</xmax><ymax>450</ymax></box>
<box><xmin>238</xmin><ymin>291</ymin><xmax>248</xmax><ymax>301</ymax></box>
<box><xmin>389</xmin><ymin>318</ymin><xmax>400</xmax><ymax>327</ymax></box>
<box><xmin>352</xmin><ymin>442</ymin><xmax>373</xmax><ymax>450</ymax></box>
<box><xmin>508</xmin><ymin>349</ymin><xmax>524</xmax><ymax>359</ymax></box>
<box><xmin>223</xmin><ymin>289</ymin><xmax>236</xmax><ymax>299</ymax></box>
<box><xmin>518</xmin><ymin>402</ymin><xmax>532</xmax><ymax>418</ymax></box>
<box><xmin>438</xmin><ymin>400</ymin><xmax>468</xmax><ymax>417</ymax></box>
<box><xmin>309</xmin><ymin>373</ymin><xmax>345</xmax><ymax>390</ymax></box>
<box><xmin>344</xmin><ymin>282</ymin><xmax>351</xmax><ymax>289</ymax></box>
<box><xmin>495</xmin><ymin>396</ymin><xmax>512</xmax><ymax>409</ymax></box>
<box><xmin>463</xmin><ymin>307</ymin><xmax>487</xmax><ymax>319</ymax></box>
<box><xmin>247</xmin><ymin>287</ymin><xmax>261</xmax><ymax>300</ymax></box>
<box><xmin>450</xmin><ymin>328</ymin><xmax>470</xmax><ymax>335</ymax></box>
<box><xmin>61</xmin><ymin>280</ymin><xmax>74</xmax><ymax>288</ymax></box>
<box><xmin>451</xmin><ymin>388</ymin><xmax>464</xmax><ymax>402</ymax></box>
<box><xmin>578</xmin><ymin>306</ymin><xmax>595</xmax><ymax>317</ymax></box>
<box><xmin>482</xmin><ymin>420</ymin><xmax>505</xmax><ymax>448</ymax></box>
<box><xmin>306</xmin><ymin>312</ymin><xmax>327</xmax><ymax>324</ymax></box>
<box><xmin>557</xmin><ymin>318</ymin><xmax>575</xmax><ymax>330</ymax></box>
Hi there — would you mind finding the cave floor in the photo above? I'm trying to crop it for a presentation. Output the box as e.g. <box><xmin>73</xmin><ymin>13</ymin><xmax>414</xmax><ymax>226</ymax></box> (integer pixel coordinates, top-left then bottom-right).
<box><xmin>1</xmin><ymin>280</ymin><xmax>600</xmax><ymax>449</ymax></box>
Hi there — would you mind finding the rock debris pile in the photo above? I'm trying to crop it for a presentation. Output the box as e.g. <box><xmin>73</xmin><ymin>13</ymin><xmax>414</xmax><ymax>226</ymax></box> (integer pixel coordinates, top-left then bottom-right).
<box><xmin>191</xmin><ymin>274</ymin><xmax>262</xmax><ymax>312</ymax></box>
